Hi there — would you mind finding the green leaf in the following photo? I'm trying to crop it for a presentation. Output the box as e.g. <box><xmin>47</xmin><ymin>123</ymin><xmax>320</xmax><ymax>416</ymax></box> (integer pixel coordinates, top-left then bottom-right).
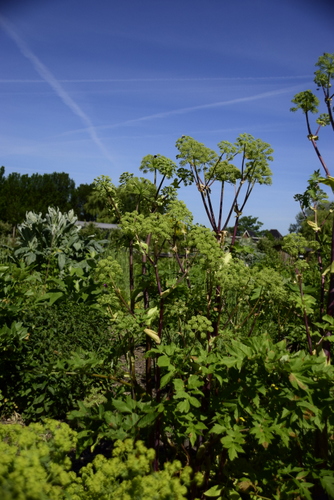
<box><xmin>160</xmin><ymin>371</ymin><xmax>175</xmax><ymax>388</ymax></box>
<box><xmin>319</xmin><ymin>176</ymin><xmax>334</xmax><ymax>193</ymax></box>
<box><xmin>157</xmin><ymin>355</ymin><xmax>171</xmax><ymax>367</ymax></box>
<box><xmin>137</xmin><ymin>412</ymin><xmax>158</xmax><ymax>428</ymax></box>
<box><xmin>160</xmin><ymin>288</ymin><xmax>172</xmax><ymax>298</ymax></box>
<box><xmin>173</xmin><ymin>378</ymin><xmax>184</xmax><ymax>391</ymax></box>
<box><xmin>322</xmin><ymin>261</ymin><xmax>334</xmax><ymax>277</ymax></box>
<box><xmin>33</xmin><ymin>394</ymin><xmax>46</xmax><ymax>404</ymax></box>
<box><xmin>177</xmin><ymin>399</ymin><xmax>190</xmax><ymax>413</ymax></box>
<box><xmin>38</xmin><ymin>291</ymin><xmax>64</xmax><ymax>305</ymax></box>
<box><xmin>204</xmin><ymin>484</ymin><xmax>222</xmax><ymax>497</ymax></box>
<box><xmin>188</xmin><ymin>374</ymin><xmax>202</xmax><ymax>389</ymax></box>
<box><xmin>289</xmin><ymin>373</ymin><xmax>309</xmax><ymax>391</ymax></box>
<box><xmin>112</xmin><ymin>399</ymin><xmax>134</xmax><ymax>413</ymax></box>
<box><xmin>58</xmin><ymin>252</ymin><xmax>66</xmax><ymax>270</ymax></box>
<box><xmin>320</xmin><ymin>475</ymin><xmax>334</xmax><ymax>497</ymax></box>
<box><xmin>210</xmin><ymin>424</ymin><xmax>226</xmax><ymax>435</ymax></box>
<box><xmin>188</xmin><ymin>396</ymin><xmax>201</xmax><ymax>408</ymax></box>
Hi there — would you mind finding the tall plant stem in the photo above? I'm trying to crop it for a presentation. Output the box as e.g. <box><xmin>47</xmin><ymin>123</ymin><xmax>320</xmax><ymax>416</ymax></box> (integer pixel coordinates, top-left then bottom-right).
<box><xmin>323</xmin><ymin>218</ymin><xmax>334</xmax><ymax>359</ymax></box>
<box><xmin>129</xmin><ymin>239</ymin><xmax>135</xmax><ymax>313</ymax></box>
<box><xmin>222</xmin><ymin>180</ymin><xmax>244</xmax><ymax>231</ymax></box>
<box><xmin>305</xmin><ymin>112</ymin><xmax>330</xmax><ymax>177</ymax></box>
<box><xmin>142</xmin><ymin>234</ymin><xmax>152</xmax><ymax>393</ymax></box>
<box><xmin>321</xmin><ymin>86</ymin><xmax>334</xmax><ymax>131</ymax></box>
<box><xmin>297</xmin><ymin>273</ymin><xmax>313</xmax><ymax>355</ymax></box>
<box><xmin>217</xmin><ymin>182</ymin><xmax>224</xmax><ymax>232</ymax></box>
<box><xmin>192</xmin><ymin>164</ymin><xmax>217</xmax><ymax>232</ymax></box>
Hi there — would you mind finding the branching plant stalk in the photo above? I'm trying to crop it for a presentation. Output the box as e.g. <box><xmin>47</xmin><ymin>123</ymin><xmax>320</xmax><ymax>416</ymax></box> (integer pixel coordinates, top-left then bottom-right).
<box><xmin>296</xmin><ymin>272</ymin><xmax>313</xmax><ymax>355</ymax></box>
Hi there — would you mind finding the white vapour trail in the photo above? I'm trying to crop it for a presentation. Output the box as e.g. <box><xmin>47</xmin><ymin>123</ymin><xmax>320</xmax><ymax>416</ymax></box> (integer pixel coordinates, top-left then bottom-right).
<box><xmin>0</xmin><ymin>75</ymin><xmax>310</xmax><ymax>83</ymax></box>
<box><xmin>106</xmin><ymin>85</ymin><xmax>302</xmax><ymax>129</ymax></box>
<box><xmin>0</xmin><ymin>14</ymin><xmax>113</xmax><ymax>162</ymax></box>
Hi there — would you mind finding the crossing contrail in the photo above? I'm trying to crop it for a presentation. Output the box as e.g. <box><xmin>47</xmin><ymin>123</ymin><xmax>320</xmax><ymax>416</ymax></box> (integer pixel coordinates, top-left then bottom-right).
<box><xmin>101</xmin><ymin>84</ymin><xmax>303</xmax><ymax>129</ymax></box>
<box><xmin>0</xmin><ymin>14</ymin><xmax>113</xmax><ymax>163</ymax></box>
<box><xmin>0</xmin><ymin>76</ymin><xmax>311</xmax><ymax>83</ymax></box>
<box><xmin>53</xmin><ymin>83</ymin><xmax>302</xmax><ymax>138</ymax></box>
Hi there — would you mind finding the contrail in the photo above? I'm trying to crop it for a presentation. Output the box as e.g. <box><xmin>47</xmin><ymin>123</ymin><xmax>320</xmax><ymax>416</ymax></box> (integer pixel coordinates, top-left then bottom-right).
<box><xmin>103</xmin><ymin>84</ymin><xmax>303</xmax><ymax>129</ymax></box>
<box><xmin>0</xmin><ymin>14</ymin><xmax>113</xmax><ymax>162</ymax></box>
<box><xmin>57</xmin><ymin>84</ymin><xmax>302</xmax><ymax>137</ymax></box>
<box><xmin>0</xmin><ymin>76</ymin><xmax>311</xmax><ymax>83</ymax></box>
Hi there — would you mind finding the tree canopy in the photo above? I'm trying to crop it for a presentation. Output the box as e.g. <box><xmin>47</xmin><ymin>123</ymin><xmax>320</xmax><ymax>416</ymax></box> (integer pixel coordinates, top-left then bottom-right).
<box><xmin>0</xmin><ymin>168</ymin><xmax>95</xmax><ymax>228</ymax></box>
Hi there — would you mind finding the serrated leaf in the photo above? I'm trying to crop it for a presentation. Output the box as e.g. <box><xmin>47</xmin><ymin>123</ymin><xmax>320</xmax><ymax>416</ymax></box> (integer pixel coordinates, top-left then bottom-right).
<box><xmin>320</xmin><ymin>475</ymin><xmax>334</xmax><ymax>497</ymax></box>
<box><xmin>38</xmin><ymin>291</ymin><xmax>64</xmax><ymax>305</ymax></box>
<box><xmin>177</xmin><ymin>399</ymin><xmax>190</xmax><ymax>413</ymax></box>
<box><xmin>187</xmin><ymin>374</ymin><xmax>202</xmax><ymax>389</ymax></box>
<box><xmin>210</xmin><ymin>424</ymin><xmax>226</xmax><ymax>434</ymax></box>
<box><xmin>112</xmin><ymin>399</ymin><xmax>133</xmax><ymax>413</ymax></box>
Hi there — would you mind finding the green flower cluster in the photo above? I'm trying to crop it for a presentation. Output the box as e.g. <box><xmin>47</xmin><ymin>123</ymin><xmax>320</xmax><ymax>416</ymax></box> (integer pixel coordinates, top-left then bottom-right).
<box><xmin>0</xmin><ymin>420</ymin><xmax>191</xmax><ymax>500</ymax></box>
<box><xmin>94</xmin><ymin>255</ymin><xmax>124</xmax><ymax>308</ymax></box>
<box><xmin>185</xmin><ymin>315</ymin><xmax>214</xmax><ymax>341</ymax></box>
<box><xmin>0</xmin><ymin>419</ymin><xmax>77</xmax><ymax>500</ymax></box>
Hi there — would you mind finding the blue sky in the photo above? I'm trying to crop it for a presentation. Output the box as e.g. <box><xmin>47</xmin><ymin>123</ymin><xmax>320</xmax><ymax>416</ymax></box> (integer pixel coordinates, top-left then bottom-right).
<box><xmin>0</xmin><ymin>0</ymin><xmax>333</xmax><ymax>234</ymax></box>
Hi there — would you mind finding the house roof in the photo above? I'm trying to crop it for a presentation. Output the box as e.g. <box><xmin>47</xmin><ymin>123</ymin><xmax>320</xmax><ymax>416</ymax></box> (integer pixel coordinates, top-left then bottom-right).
<box><xmin>268</xmin><ymin>229</ymin><xmax>283</xmax><ymax>239</ymax></box>
<box><xmin>242</xmin><ymin>229</ymin><xmax>258</xmax><ymax>238</ymax></box>
<box><xmin>76</xmin><ymin>221</ymin><xmax>119</xmax><ymax>230</ymax></box>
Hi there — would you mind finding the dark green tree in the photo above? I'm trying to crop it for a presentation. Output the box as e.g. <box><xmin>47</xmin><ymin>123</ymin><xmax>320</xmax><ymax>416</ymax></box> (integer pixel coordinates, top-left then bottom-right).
<box><xmin>0</xmin><ymin>169</ymin><xmax>82</xmax><ymax>231</ymax></box>
<box><xmin>71</xmin><ymin>183</ymin><xmax>95</xmax><ymax>221</ymax></box>
<box><xmin>227</xmin><ymin>215</ymin><xmax>264</xmax><ymax>236</ymax></box>
<box><xmin>28</xmin><ymin>172</ymin><xmax>75</xmax><ymax>214</ymax></box>
<box><xmin>0</xmin><ymin>172</ymin><xmax>31</xmax><ymax>230</ymax></box>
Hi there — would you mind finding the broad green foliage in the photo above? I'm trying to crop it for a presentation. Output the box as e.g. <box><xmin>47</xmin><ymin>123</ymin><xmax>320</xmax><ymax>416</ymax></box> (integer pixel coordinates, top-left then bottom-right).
<box><xmin>70</xmin><ymin>335</ymin><xmax>334</xmax><ymax>499</ymax></box>
<box><xmin>0</xmin><ymin>422</ymin><xmax>191</xmax><ymax>500</ymax></box>
<box><xmin>15</xmin><ymin>207</ymin><xmax>106</xmax><ymax>271</ymax></box>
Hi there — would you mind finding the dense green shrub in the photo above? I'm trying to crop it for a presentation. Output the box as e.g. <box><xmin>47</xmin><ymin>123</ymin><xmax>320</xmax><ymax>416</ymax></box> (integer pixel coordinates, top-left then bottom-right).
<box><xmin>22</xmin><ymin>301</ymin><xmax>113</xmax><ymax>355</ymax></box>
<box><xmin>0</xmin><ymin>302</ymin><xmax>121</xmax><ymax>421</ymax></box>
<box><xmin>69</xmin><ymin>335</ymin><xmax>334</xmax><ymax>499</ymax></box>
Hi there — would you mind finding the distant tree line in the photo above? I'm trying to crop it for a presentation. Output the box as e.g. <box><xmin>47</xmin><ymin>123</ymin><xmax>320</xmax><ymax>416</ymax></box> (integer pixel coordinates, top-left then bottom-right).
<box><xmin>0</xmin><ymin>167</ymin><xmax>95</xmax><ymax>233</ymax></box>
